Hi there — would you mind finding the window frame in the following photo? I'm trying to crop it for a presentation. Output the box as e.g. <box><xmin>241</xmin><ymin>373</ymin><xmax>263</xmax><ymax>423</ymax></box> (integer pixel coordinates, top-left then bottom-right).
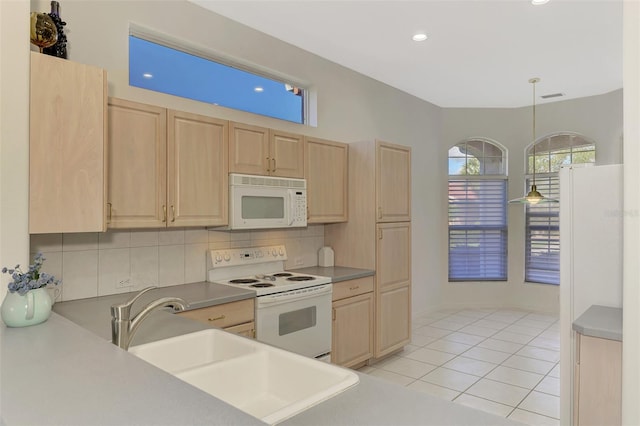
<box><xmin>448</xmin><ymin>138</ymin><xmax>508</xmax><ymax>282</ymax></box>
<box><xmin>128</xmin><ymin>23</ymin><xmax>311</xmax><ymax>125</ymax></box>
<box><xmin>524</xmin><ymin>132</ymin><xmax>596</xmax><ymax>285</ymax></box>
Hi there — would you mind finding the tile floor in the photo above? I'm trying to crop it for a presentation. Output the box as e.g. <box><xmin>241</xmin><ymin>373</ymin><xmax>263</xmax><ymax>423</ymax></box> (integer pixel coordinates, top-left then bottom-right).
<box><xmin>358</xmin><ymin>308</ymin><xmax>560</xmax><ymax>425</ymax></box>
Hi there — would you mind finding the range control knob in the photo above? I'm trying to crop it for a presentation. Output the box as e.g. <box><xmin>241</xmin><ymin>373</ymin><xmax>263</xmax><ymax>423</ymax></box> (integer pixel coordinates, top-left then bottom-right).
<box><xmin>224</xmin><ymin>253</ymin><xmax>231</xmax><ymax>262</ymax></box>
<box><xmin>215</xmin><ymin>254</ymin><xmax>223</xmax><ymax>263</ymax></box>
<box><xmin>279</xmin><ymin>247</ymin><xmax>285</xmax><ymax>256</ymax></box>
<box><xmin>272</xmin><ymin>249</ymin><xmax>278</xmax><ymax>257</ymax></box>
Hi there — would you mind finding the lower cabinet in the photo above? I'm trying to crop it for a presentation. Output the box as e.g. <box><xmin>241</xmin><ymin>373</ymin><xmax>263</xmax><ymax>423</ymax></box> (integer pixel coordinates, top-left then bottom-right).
<box><xmin>574</xmin><ymin>332</ymin><xmax>622</xmax><ymax>425</ymax></box>
<box><xmin>331</xmin><ymin>276</ymin><xmax>374</xmax><ymax>368</ymax></box>
<box><xmin>177</xmin><ymin>298</ymin><xmax>255</xmax><ymax>338</ymax></box>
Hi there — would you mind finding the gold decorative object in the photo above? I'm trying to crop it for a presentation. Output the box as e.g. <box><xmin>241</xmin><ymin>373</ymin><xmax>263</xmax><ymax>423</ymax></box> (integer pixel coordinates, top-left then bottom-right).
<box><xmin>30</xmin><ymin>12</ymin><xmax>58</xmax><ymax>53</ymax></box>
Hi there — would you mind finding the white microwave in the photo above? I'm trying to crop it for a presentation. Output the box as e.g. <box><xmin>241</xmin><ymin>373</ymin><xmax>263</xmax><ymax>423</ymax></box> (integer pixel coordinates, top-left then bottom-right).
<box><xmin>227</xmin><ymin>173</ymin><xmax>307</xmax><ymax>230</ymax></box>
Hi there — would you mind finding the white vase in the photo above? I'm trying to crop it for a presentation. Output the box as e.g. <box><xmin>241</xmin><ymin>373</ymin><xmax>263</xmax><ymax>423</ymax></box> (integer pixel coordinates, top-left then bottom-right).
<box><xmin>1</xmin><ymin>287</ymin><xmax>52</xmax><ymax>327</ymax></box>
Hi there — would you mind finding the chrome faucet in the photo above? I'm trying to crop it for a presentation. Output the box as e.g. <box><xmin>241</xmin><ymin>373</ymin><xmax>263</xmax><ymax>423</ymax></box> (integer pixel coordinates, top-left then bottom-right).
<box><xmin>110</xmin><ymin>286</ymin><xmax>188</xmax><ymax>350</ymax></box>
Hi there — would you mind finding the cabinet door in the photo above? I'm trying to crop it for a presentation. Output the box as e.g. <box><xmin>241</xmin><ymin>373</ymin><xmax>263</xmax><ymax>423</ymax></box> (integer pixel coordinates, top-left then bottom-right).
<box><xmin>29</xmin><ymin>52</ymin><xmax>107</xmax><ymax>233</ymax></box>
<box><xmin>168</xmin><ymin>111</ymin><xmax>228</xmax><ymax>227</ymax></box>
<box><xmin>107</xmin><ymin>98</ymin><xmax>167</xmax><ymax>228</ymax></box>
<box><xmin>332</xmin><ymin>292</ymin><xmax>374</xmax><ymax>368</ymax></box>
<box><xmin>270</xmin><ymin>129</ymin><xmax>304</xmax><ymax>178</ymax></box>
<box><xmin>305</xmin><ymin>137</ymin><xmax>348</xmax><ymax>223</ymax></box>
<box><xmin>376</xmin><ymin>141</ymin><xmax>411</xmax><ymax>222</ymax></box>
<box><xmin>229</xmin><ymin>122</ymin><xmax>269</xmax><ymax>176</ymax></box>
<box><xmin>375</xmin><ymin>222</ymin><xmax>411</xmax><ymax>357</ymax></box>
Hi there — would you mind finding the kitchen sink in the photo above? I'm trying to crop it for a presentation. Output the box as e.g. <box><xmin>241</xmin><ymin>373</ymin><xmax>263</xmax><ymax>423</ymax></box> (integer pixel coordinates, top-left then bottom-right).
<box><xmin>128</xmin><ymin>328</ymin><xmax>258</xmax><ymax>374</ymax></box>
<box><xmin>129</xmin><ymin>329</ymin><xmax>359</xmax><ymax>425</ymax></box>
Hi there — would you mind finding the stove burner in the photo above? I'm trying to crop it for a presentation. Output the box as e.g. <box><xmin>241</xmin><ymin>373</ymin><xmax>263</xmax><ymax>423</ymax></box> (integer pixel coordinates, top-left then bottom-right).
<box><xmin>287</xmin><ymin>276</ymin><xmax>315</xmax><ymax>282</ymax></box>
<box><xmin>251</xmin><ymin>283</ymin><xmax>275</xmax><ymax>288</ymax></box>
<box><xmin>229</xmin><ymin>278</ymin><xmax>260</xmax><ymax>284</ymax></box>
<box><xmin>272</xmin><ymin>273</ymin><xmax>293</xmax><ymax>277</ymax></box>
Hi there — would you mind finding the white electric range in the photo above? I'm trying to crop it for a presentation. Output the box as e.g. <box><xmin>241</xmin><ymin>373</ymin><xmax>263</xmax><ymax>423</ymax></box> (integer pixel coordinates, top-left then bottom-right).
<box><xmin>207</xmin><ymin>245</ymin><xmax>332</xmax><ymax>361</ymax></box>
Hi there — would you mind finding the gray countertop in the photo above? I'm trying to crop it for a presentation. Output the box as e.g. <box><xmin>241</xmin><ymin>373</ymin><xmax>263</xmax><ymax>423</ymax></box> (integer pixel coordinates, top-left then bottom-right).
<box><xmin>2</xmin><ymin>280</ymin><xmax>521</xmax><ymax>426</ymax></box>
<box><xmin>572</xmin><ymin>304</ymin><xmax>623</xmax><ymax>341</ymax></box>
<box><xmin>291</xmin><ymin>266</ymin><xmax>374</xmax><ymax>282</ymax></box>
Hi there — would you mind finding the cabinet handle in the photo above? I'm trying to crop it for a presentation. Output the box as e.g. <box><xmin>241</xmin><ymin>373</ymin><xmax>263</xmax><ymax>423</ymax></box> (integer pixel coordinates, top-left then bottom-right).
<box><xmin>332</xmin><ymin>308</ymin><xmax>336</xmax><ymax>321</ymax></box>
<box><xmin>266</xmin><ymin>157</ymin><xmax>271</xmax><ymax>172</ymax></box>
<box><xmin>272</xmin><ymin>157</ymin><xmax>276</xmax><ymax>172</ymax></box>
<box><xmin>162</xmin><ymin>205</ymin><xmax>167</xmax><ymax>223</ymax></box>
<box><xmin>107</xmin><ymin>203</ymin><xmax>112</xmax><ymax>223</ymax></box>
<box><xmin>208</xmin><ymin>314</ymin><xmax>226</xmax><ymax>322</ymax></box>
<box><xmin>349</xmin><ymin>286</ymin><xmax>359</xmax><ymax>291</ymax></box>
<box><xmin>378</xmin><ymin>229</ymin><xmax>383</xmax><ymax>240</ymax></box>
<box><xmin>378</xmin><ymin>207</ymin><xmax>382</xmax><ymax>219</ymax></box>
<box><xmin>171</xmin><ymin>205</ymin><xmax>176</xmax><ymax>223</ymax></box>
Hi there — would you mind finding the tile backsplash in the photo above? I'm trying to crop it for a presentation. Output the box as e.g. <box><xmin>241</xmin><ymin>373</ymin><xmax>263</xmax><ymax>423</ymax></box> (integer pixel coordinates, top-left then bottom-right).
<box><xmin>31</xmin><ymin>226</ymin><xmax>325</xmax><ymax>302</ymax></box>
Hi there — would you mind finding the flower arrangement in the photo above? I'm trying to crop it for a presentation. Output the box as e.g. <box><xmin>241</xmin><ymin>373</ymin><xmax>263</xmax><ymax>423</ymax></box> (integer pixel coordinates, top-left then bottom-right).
<box><xmin>2</xmin><ymin>252</ymin><xmax>60</xmax><ymax>296</ymax></box>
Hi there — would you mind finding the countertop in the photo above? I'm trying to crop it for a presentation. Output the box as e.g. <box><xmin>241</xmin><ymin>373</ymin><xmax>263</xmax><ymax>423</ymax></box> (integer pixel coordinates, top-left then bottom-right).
<box><xmin>572</xmin><ymin>304</ymin><xmax>623</xmax><ymax>341</ymax></box>
<box><xmin>1</xmin><ymin>280</ymin><xmax>522</xmax><ymax>425</ymax></box>
<box><xmin>53</xmin><ymin>281</ymin><xmax>255</xmax><ymax>343</ymax></box>
<box><xmin>291</xmin><ymin>266</ymin><xmax>374</xmax><ymax>282</ymax></box>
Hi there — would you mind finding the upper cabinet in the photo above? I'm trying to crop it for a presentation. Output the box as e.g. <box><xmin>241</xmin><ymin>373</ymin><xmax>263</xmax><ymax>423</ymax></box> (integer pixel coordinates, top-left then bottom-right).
<box><xmin>107</xmin><ymin>98</ymin><xmax>228</xmax><ymax>229</ymax></box>
<box><xmin>168</xmin><ymin>110</ymin><xmax>228</xmax><ymax>227</ymax></box>
<box><xmin>305</xmin><ymin>137</ymin><xmax>348</xmax><ymax>223</ymax></box>
<box><xmin>29</xmin><ymin>52</ymin><xmax>108</xmax><ymax>234</ymax></box>
<box><xmin>107</xmin><ymin>98</ymin><xmax>167</xmax><ymax>228</ymax></box>
<box><xmin>376</xmin><ymin>141</ymin><xmax>411</xmax><ymax>222</ymax></box>
<box><xmin>229</xmin><ymin>122</ymin><xmax>304</xmax><ymax>178</ymax></box>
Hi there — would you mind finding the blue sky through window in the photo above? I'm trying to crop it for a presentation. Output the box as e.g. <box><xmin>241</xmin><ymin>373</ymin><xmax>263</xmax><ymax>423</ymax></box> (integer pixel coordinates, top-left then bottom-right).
<box><xmin>129</xmin><ymin>36</ymin><xmax>304</xmax><ymax>124</ymax></box>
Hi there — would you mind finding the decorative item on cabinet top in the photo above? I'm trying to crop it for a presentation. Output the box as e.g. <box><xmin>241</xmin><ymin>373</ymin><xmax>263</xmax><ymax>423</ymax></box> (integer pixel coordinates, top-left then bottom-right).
<box><xmin>42</xmin><ymin>1</ymin><xmax>68</xmax><ymax>59</ymax></box>
<box><xmin>30</xmin><ymin>12</ymin><xmax>57</xmax><ymax>53</ymax></box>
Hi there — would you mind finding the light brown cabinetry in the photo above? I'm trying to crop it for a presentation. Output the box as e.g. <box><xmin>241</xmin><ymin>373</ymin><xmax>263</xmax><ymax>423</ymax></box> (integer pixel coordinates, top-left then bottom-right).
<box><xmin>29</xmin><ymin>52</ymin><xmax>108</xmax><ymax>233</ymax></box>
<box><xmin>305</xmin><ymin>137</ymin><xmax>348</xmax><ymax>223</ymax></box>
<box><xmin>573</xmin><ymin>332</ymin><xmax>622</xmax><ymax>426</ymax></box>
<box><xmin>229</xmin><ymin>122</ymin><xmax>304</xmax><ymax>178</ymax></box>
<box><xmin>331</xmin><ymin>276</ymin><xmax>374</xmax><ymax>367</ymax></box>
<box><xmin>326</xmin><ymin>140</ymin><xmax>412</xmax><ymax>359</ymax></box>
<box><xmin>177</xmin><ymin>298</ymin><xmax>255</xmax><ymax>338</ymax></box>
<box><xmin>107</xmin><ymin>98</ymin><xmax>228</xmax><ymax>228</ymax></box>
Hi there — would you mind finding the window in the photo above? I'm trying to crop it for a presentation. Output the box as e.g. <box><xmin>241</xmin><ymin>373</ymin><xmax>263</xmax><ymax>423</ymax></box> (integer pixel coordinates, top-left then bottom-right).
<box><xmin>448</xmin><ymin>139</ymin><xmax>508</xmax><ymax>281</ymax></box>
<box><xmin>128</xmin><ymin>35</ymin><xmax>307</xmax><ymax>124</ymax></box>
<box><xmin>525</xmin><ymin>133</ymin><xmax>596</xmax><ymax>285</ymax></box>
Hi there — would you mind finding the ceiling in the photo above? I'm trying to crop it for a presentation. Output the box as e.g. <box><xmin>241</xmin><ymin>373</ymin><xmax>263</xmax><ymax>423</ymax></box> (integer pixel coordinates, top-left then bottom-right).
<box><xmin>190</xmin><ymin>0</ymin><xmax>622</xmax><ymax>108</ymax></box>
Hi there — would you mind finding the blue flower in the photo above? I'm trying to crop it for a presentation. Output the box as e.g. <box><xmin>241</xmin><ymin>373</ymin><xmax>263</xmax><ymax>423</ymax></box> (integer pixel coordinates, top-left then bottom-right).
<box><xmin>1</xmin><ymin>252</ymin><xmax>60</xmax><ymax>294</ymax></box>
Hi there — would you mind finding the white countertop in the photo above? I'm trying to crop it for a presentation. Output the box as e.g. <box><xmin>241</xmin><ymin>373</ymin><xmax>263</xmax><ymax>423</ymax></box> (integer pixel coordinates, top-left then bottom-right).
<box><xmin>2</xmin><ymin>282</ymin><xmax>523</xmax><ymax>426</ymax></box>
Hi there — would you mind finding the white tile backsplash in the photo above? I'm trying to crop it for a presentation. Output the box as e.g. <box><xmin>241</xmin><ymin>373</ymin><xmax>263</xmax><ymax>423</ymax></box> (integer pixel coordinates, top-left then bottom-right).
<box><xmin>33</xmin><ymin>227</ymin><xmax>324</xmax><ymax>301</ymax></box>
<box><xmin>61</xmin><ymin>250</ymin><xmax>99</xmax><ymax>300</ymax></box>
<box><xmin>98</xmin><ymin>248</ymin><xmax>131</xmax><ymax>296</ymax></box>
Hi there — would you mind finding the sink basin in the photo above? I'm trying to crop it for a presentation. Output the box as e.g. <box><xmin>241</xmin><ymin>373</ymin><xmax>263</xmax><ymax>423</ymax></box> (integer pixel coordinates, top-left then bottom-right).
<box><xmin>128</xmin><ymin>328</ymin><xmax>258</xmax><ymax>374</ymax></box>
<box><xmin>129</xmin><ymin>329</ymin><xmax>359</xmax><ymax>424</ymax></box>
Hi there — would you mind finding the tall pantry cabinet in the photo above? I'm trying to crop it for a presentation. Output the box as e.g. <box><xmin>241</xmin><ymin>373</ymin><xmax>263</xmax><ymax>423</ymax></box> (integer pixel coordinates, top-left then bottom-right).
<box><xmin>325</xmin><ymin>140</ymin><xmax>411</xmax><ymax>359</ymax></box>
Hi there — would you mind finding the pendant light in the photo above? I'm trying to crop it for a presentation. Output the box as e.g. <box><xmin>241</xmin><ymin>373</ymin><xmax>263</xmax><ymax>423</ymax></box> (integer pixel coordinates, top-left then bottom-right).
<box><xmin>509</xmin><ymin>77</ymin><xmax>559</xmax><ymax>205</ymax></box>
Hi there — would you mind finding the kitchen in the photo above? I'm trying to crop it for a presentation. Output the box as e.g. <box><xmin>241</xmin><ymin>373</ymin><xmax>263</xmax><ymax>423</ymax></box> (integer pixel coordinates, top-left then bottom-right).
<box><xmin>1</xmin><ymin>0</ymin><xmax>638</xmax><ymax>425</ymax></box>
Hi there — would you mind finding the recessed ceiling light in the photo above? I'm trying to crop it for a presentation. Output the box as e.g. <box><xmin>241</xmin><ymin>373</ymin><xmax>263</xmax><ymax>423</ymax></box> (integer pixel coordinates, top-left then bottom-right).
<box><xmin>254</xmin><ymin>86</ymin><xmax>264</xmax><ymax>92</ymax></box>
<box><xmin>412</xmin><ymin>33</ymin><xmax>428</xmax><ymax>42</ymax></box>
<box><xmin>142</xmin><ymin>73</ymin><xmax>153</xmax><ymax>79</ymax></box>
<box><xmin>531</xmin><ymin>0</ymin><xmax>549</xmax><ymax>5</ymax></box>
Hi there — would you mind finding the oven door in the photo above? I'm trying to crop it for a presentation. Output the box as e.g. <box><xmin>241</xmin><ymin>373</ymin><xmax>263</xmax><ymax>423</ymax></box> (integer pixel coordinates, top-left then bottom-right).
<box><xmin>255</xmin><ymin>284</ymin><xmax>332</xmax><ymax>359</ymax></box>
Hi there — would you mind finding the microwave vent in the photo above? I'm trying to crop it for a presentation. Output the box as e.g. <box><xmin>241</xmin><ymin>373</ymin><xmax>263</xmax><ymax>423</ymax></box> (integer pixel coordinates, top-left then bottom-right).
<box><xmin>230</xmin><ymin>173</ymin><xmax>306</xmax><ymax>189</ymax></box>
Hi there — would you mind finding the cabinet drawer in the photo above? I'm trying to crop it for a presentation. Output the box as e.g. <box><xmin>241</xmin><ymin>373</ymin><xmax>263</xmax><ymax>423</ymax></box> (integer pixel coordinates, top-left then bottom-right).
<box><xmin>177</xmin><ymin>298</ymin><xmax>254</xmax><ymax>328</ymax></box>
<box><xmin>332</xmin><ymin>276</ymin><xmax>374</xmax><ymax>301</ymax></box>
<box><xmin>225</xmin><ymin>321</ymin><xmax>255</xmax><ymax>339</ymax></box>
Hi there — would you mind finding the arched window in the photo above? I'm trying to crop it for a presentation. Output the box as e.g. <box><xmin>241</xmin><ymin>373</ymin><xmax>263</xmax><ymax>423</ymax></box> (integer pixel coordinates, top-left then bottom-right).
<box><xmin>525</xmin><ymin>133</ymin><xmax>596</xmax><ymax>285</ymax></box>
<box><xmin>448</xmin><ymin>139</ymin><xmax>508</xmax><ymax>281</ymax></box>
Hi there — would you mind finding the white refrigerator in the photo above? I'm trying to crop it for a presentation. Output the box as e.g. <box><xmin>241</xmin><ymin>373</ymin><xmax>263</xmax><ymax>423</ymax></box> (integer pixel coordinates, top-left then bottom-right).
<box><xmin>559</xmin><ymin>163</ymin><xmax>623</xmax><ymax>425</ymax></box>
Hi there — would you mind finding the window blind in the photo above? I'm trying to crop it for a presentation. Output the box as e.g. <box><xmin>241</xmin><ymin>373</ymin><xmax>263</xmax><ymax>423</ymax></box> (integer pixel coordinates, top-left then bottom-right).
<box><xmin>448</xmin><ymin>179</ymin><xmax>507</xmax><ymax>281</ymax></box>
<box><xmin>525</xmin><ymin>176</ymin><xmax>560</xmax><ymax>285</ymax></box>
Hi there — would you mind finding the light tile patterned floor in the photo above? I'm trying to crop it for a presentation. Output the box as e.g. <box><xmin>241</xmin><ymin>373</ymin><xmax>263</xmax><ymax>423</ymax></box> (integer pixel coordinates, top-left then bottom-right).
<box><xmin>357</xmin><ymin>308</ymin><xmax>560</xmax><ymax>425</ymax></box>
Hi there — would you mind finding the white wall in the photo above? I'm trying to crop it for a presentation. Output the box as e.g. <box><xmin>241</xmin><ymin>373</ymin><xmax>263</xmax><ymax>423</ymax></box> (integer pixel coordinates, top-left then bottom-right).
<box><xmin>441</xmin><ymin>90</ymin><xmax>623</xmax><ymax>313</ymax></box>
<box><xmin>0</xmin><ymin>0</ymin><xmax>30</xmax><ymax>301</ymax></box>
<box><xmin>29</xmin><ymin>0</ymin><xmax>443</xmax><ymax>310</ymax></box>
<box><xmin>622</xmin><ymin>1</ymin><xmax>640</xmax><ymax>423</ymax></box>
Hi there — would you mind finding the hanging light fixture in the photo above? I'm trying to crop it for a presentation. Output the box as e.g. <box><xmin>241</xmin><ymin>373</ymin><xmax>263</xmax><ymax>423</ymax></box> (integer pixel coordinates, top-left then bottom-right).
<box><xmin>509</xmin><ymin>77</ymin><xmax>559</xmax><ymax>205</ymax></box>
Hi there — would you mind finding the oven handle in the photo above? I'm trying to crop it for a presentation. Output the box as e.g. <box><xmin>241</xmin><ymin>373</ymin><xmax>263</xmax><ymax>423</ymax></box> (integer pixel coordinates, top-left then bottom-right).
<box><xmin>257</xmin><ymin>285</ymin><xmax>332</xmax><ymax>306</ymax></box>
